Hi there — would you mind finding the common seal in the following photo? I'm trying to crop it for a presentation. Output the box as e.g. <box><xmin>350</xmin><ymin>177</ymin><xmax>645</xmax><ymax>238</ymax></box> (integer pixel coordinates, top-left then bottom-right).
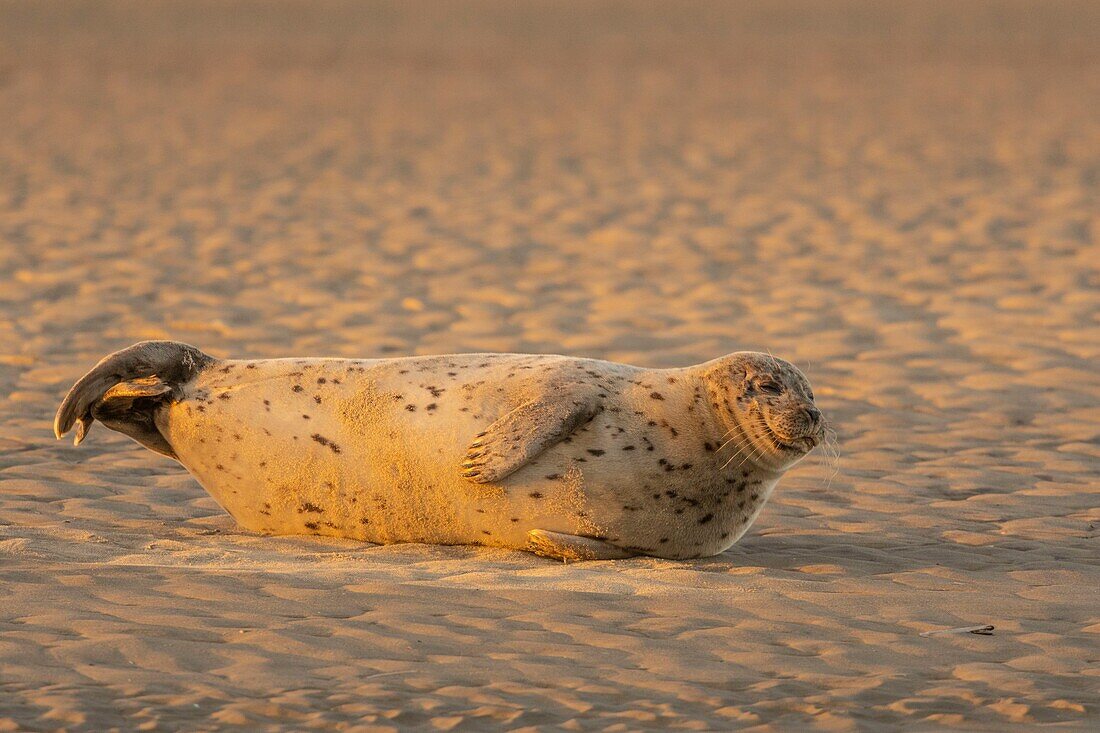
<box><xmin>54</xmin><ymin>341</ymin><xmax>826</xmax><ymax>561</ymax></box>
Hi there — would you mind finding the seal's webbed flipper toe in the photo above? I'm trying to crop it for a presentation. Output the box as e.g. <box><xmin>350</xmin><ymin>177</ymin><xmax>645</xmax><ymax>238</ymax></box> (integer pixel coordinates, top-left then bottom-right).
<box><xmin>460</xmin><ymin>384</ymin><xmax>602</xmax><ymax>484</ymax></box>
<box><xmin>91</xmin><ymin>377</ymin><xmax>177</xmax><ymax>457</ymax></box>
<box><xmin>526</xmin><ymin>529</ymin><xmax>635</xmax><ymax>562</ymax></box>
<box><xmin>54</xmin><ymin>340</ymin><xmax>213</xmax><ymax>457</ymax></box>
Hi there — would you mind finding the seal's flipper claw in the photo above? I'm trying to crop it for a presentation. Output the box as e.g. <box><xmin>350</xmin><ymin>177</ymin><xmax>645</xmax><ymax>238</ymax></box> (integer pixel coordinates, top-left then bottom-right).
<box><xmin>459</xmin><ymin>384</ymin><xmax>603</xmax><ymax>484</ymax></box>
<box><xmin>526</xmin><ymin>529</ymin><xmax>635</xmax><ymax>562</ymax></box>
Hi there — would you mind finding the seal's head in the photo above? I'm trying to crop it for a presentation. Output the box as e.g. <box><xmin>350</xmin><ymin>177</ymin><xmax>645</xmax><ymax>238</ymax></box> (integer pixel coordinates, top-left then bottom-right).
<box><xmin>706</xmin><ymin>352</ymin><xmax>825</xmax><ymax>472</ymax></box>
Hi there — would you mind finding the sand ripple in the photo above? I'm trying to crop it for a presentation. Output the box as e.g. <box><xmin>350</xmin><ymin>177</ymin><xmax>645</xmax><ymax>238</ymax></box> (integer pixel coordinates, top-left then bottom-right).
<box><xmin>1</xmin><ymin>1</ymin><xmax>1098</xmax><ymax>729</ymax></box>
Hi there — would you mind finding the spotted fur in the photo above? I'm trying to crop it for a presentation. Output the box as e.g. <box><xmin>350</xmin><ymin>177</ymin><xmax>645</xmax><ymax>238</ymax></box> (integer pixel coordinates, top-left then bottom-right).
<box><xmin>55</xmin><ymin>342</ymin><xmax>826</xmax><ymax>560</ymax></box>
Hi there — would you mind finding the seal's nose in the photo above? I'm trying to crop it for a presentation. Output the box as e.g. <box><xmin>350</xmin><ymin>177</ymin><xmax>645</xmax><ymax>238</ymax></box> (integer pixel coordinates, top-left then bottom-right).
<box><xmin>804</xmin><ymin>406</ymin><xmax>822</xmax><ymax>427</ymax></box>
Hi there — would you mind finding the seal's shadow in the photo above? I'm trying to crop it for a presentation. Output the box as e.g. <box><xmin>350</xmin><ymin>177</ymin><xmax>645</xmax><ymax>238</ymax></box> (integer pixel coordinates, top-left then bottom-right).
<box><xmin>699</xmin><ymin>532</ymin><xmax>1018</xmax><ymax>576</ymax></box>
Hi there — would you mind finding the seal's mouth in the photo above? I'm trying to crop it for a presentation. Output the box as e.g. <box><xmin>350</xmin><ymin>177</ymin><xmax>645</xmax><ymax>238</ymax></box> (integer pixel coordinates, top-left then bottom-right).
<box><xmin>759</xmin><ymin>415</ymin><xmax>821</xmax><ymax>454</ymax></box>
<box><xmin>768</xmin><ymin>432</ymin><xmax>818</xmax><ymax>453</ymax></box>
<box><xmin>723</xmin><ymin>399</ymin><xmax>823</xmax><ymax>471</ymax></box>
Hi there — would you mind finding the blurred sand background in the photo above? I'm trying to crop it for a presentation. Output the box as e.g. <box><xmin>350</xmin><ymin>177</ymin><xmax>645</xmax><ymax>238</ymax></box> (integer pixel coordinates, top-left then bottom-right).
<box><xmin>1</xmin><ymin>0</ymin><xmax>1098</xmax><ymax>730</ymax></box>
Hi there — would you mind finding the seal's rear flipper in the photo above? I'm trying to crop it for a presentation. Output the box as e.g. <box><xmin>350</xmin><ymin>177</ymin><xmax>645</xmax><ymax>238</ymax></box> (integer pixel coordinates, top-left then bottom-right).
<box><xmin>460</xmin><ymin>384</ymin><xmax>603</xmax><ymax>483</ymax></box>
<box><xmin>90</xmin><ymin>377</ymin><xmax>177</xmax><ymax>457</ymax></box>
<box><xmin>526</xmin><ymin>529</ymin><xmax>635</xmax><ymax>562</ymax></box>
<box><xmin>54</xmin><ymin>340</ymin><xmax>213</xmax><ymax>456</ymax></box>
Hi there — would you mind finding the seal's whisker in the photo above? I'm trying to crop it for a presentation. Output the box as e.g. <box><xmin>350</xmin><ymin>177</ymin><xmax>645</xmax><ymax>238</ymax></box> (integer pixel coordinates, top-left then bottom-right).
<box><xmin>735</xmin><ymin>441</ymin><xmax>766</xmax><ymax>471</ymax></box>
<box><xmin>723</xmin><ymin>411</ymin><xmax>773</xmax><ymax>470</ymax></box>
<box><xmin>715</xmin><ymin>431</ymin><xmax>741</xmax><ymax>454</ymax></box>
<box><xmin>720</xmin><ymin>426</ymin><xmax>763</xmax><ymax>469</ymax></box>
<box><xmin>818</xmin><ymin>424</ymin><xmax>841</xmax><ymax>489</ymax></box>
<box><xmin>734</xmin><ymin>426</ymin><xmax>768</xmax><ymax>470</ymax></box>
<box><xmin>720</xmin><ymin>435</ymin><xmax>758</xmax><ymax>469</ymax></box>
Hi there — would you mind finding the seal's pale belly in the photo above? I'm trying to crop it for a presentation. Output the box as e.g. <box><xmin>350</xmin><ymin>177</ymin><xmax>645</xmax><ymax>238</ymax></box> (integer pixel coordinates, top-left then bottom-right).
<box><xmin>158</xmin><ymin>355</ymin><xmax>776</xmax><ymax>559</ymax></box>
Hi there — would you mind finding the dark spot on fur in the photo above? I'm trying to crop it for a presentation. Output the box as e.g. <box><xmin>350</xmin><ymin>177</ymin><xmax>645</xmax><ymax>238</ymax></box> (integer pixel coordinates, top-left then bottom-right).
<box><xmin>622</xmin><ymin>445</ymin><xmax>635</xmax><ymax>451</ymax></box>
<box><xmin>545</xmin><ymin>473</ymin><xmax>561</xmax><ymax>480</ymax></box>
<box><xmin>218</xmin><ymin>393</ymin><xmax>230</xmax><ymax>400</ymax></box>
<box><xmin>302</xmin><ymin>414</ymin><xmax>310</xmax><ymax>419</ymax></box>
<box><xmin>317</xmin><ymin>377</ymin><xmax>326</xmax><ymax>384</ymax></box>
<box><xmin>659</xmin><ymin>538</ymin><xmax>669</xmax><ymax>543</ymax></box>
<box><xmin>720</xmin><ymin>532</ymin><xmax>730</xmax><ymax>539</ymax></box>
<box><xmin>292</xmin><ymin>385</ymin><xmax>304</xmax><ymax>393</ymax></box>
<box><xmin>587</xmin><ymin>449</ymin><xmax>605</xmax><ymax>456</ymax></box>
<box><xmin>311</xmin><ymin>434</ymin><xmax>341</xmax><ymax>453</ymax></box>
<box><xmin>360</xmin><ymin>517</ymin><xmax>370</xmax><ymax>524</ymax></box>
<box><xmin>246</xmin><ymin>364</ymin><xmax>256</xmax><ymax>369</ymax></box>
<box><xmin>304</xmin><ymin>522</ymin><xmax>319</xmax><ymax>530</ymax></box>
<box><xmin>405</xmin><ymin>404</ymin><xmax>416</xmax><ymax>411</ymax></box>
<box><xmin>314</xmin><ymin>395</ymin><xmax>322</xmax><ymax>404</ymax></box>
<box><xmin>299</xmin><ymin>502</ymin><xmax>324</xmax><ymax>513</ymax></box>
<box><xmin>681</xmin><ymin>463</ymin><xmax>692</xmax><ymax>470</ymax></box>
<box><xmin>426</xmin><ymin>403</ymin><xmax>437</xmax><ymax>411</ymax></box>
<box><xmin>698</xmin><ymin>513</ymin><xmax>714</xmax><ymax>524</ymax></box>
<box><xmin>482</xmin><ymin>530</ymin><xmax>491</xmax><ymax>536</ymax></box>
<box><xmin>529</xmin><ymin>492</ymin><xmax>543</xmax><ymax>499</ymax></box>
<box><xmin>511</xmin><ymin>518</ymin><xmax>519</xmax><ymax>522</ymax></box>
<box><xmin>650</xmin><ymin>392</ymin><xmax>664</xmax><ymax>400</ymax></box>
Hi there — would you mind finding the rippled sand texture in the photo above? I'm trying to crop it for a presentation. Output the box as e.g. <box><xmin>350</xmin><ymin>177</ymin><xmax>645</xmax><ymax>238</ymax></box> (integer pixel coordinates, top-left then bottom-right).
<box><xmin>1</xmin><ymin>1</ymin><xmax>1098</xmax><ymax>730</ymax></box>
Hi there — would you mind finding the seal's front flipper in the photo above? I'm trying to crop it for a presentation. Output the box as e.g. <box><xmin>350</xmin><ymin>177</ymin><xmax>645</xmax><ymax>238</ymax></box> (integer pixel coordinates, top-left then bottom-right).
<box><xmin>526</xmin><ymin>529</ymin><xmax>635</xmax><ymax>562</ymax></box>
<box><xmin>460</xmin><ymin>384</ymin><xmax>602</xmax><ymax>484</ymax></box>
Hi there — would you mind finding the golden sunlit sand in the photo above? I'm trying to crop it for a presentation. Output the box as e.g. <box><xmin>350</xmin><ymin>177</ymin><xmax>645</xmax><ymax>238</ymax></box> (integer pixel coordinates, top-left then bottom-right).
<box><xmin>1</xmin><ymin>1</ymin><xmax>1097</xmax><ymax>729</ymax></box>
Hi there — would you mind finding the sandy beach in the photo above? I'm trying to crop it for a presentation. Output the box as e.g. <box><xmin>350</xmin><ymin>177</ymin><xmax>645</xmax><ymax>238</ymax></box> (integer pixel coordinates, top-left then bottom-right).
<box><xmin>1</xmin><ymin>1</ymin><xmax>1098</xmax><ymax>729</ymax></box>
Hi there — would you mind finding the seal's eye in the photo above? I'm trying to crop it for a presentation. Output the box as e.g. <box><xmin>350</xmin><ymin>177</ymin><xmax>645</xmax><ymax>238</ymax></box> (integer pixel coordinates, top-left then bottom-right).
<box><xmin>758</xmin><ymin>380</ymin><xmax>783</xmax><ymax>396</ymax></box>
